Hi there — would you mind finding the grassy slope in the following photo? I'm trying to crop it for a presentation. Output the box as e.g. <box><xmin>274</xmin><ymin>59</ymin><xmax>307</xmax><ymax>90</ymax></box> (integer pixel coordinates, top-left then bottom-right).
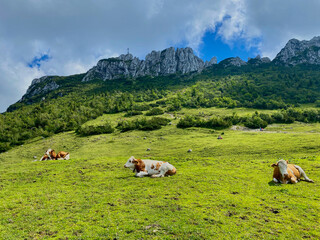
<box><xmin>0</xmin><ymin>107</ymin><xmax>320</xmax><ymax>239</ymax></box>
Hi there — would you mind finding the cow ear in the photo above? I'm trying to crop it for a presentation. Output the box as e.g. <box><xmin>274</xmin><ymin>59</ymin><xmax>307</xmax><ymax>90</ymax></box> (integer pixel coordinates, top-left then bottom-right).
<box><xmin>271</xmin><ymin>163</ymin><xmax>277</xmax><ymax>167</ymax></box>
<box><xmin>132</xmin><ymin>159</ymin><xmax>138</xmax><ymax>164</ymax></box>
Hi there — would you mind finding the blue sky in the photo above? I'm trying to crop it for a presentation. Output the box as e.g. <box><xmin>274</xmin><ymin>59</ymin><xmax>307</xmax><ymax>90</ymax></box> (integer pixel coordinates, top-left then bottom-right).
<box><xmin>198</xmin><ymin>30</ymin><xmax>261</xmax><ymax>62</ymax></box>
<box><xmin>27</xmin><ymin>53</ymin><xmax>51</xmax><ymax>69</ymax></box>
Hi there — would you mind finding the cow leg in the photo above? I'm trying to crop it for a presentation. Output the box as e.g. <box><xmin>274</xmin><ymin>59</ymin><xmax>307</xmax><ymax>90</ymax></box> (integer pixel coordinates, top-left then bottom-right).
<box><xmin>273</xmin><ymin>178</ymin><xmax>279</xmax><ymax>183</ymax></box>
<box><xmin>290</xmin><ymin>177</ymin><xmax>298</xmax><ymax>184</ymax></box>
<box><xmin>151</xmin><ymin>174</ymin><xmax>165</xmax><ymax>178</ymax></box>
<box><xmin>294</xmin><ymin>165</ymin><xmax>314</xmax><ymax>183</ymax></box>
<box><xmin>135</xmin><ymin>171</ymin><xmax>149</xmax><ymax>177</ymax></box>
<box><xmin>151</xmin><ymin>169</ymin><xmax>166</xmax><ymax>178</ymax></box>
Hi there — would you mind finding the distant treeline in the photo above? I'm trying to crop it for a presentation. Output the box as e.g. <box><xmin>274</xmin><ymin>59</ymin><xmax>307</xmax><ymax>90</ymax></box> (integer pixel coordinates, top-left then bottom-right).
<box><xmin>177</xmin><ymin>108</ymin><xmax>320</xmax><ymax>130</ymax></box>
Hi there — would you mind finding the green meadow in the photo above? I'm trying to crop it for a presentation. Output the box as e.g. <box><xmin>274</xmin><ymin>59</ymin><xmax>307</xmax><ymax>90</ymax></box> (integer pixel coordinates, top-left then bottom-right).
<box><xmin>0</xmin><ymin>107</ymin><xmax>319</xmax><ymax>239</ymax></box>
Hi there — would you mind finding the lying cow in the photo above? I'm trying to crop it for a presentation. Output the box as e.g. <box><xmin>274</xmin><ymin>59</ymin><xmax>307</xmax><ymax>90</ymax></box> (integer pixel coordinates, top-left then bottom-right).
<box><xmin>56</xmin><ymin>151</ymin><xmax>70</xmax><ymax>160</ymax></box>
<box><xmin>40</xmin><ymin>149</ymin><xmax>70</xmax><ymax>161</ymax></box>
<box><xmin>271</xmin><ymin>159</ymin><xmax>314</xmax><ymax>184</ymax></box>
<box><xmin>124</xmin><ymin>156</ymin><xmax>176</xmax><ymax>178</ymax></box>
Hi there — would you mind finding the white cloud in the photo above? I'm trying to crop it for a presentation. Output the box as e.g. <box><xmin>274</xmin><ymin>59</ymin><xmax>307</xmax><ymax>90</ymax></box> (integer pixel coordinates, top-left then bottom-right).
<box><xmin>0</xmin><ymin>0</ymin><xmax>320</xmax><ymax>112</ymax></box>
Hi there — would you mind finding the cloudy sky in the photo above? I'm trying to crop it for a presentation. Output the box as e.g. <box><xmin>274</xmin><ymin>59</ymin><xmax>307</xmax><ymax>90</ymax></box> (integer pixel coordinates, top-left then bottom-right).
<box><xmin>1</xmin><ymin>0</ymin><xmax>320</xmax><ymax>112</ymax></box>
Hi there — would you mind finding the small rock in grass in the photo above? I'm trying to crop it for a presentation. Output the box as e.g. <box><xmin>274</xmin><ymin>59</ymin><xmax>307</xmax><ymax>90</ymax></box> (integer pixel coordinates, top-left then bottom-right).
<box><xmin>33</xmin><ymin>156</ymin><xmax>37</xmax><ymax>159</ymax></box>
<box><xmin>147</xmin><ymin>148</ymin><xmax>151</xmax><ymax>151</ymax></box>
<box><xmin>188</xmin><ymin>149</ymin><xmax>192</xmax><ymax>152</ymax></box>
<box><xmin>143</xmin><ymin>137</ymin><xmax>147</xmax><ymax>140</ymax></box>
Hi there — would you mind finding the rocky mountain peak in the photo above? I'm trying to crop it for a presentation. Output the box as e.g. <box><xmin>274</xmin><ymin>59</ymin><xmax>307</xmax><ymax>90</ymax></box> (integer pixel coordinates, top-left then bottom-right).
<box><xmin>82</xmin><ymin>47</ymin><xmax>217</xmax><ymax>82</ymax></box>
<box><xmin>273</xmin><ymin>36</ymin><xmax>320</xmax><ymax>65</ymax></box>
<box><xmin>20</xmin><ymin>76</ymin><xmax>59</xmax><ymax>102</ymax></box>
<box><xmin>117</xmin><ymin>53</ymin><xmax>134</xmax><ymax>61</ymax></box>
<box><xmin>204</xmin><ymin>57</ymin><xmax>218</xmax><ymax>67</ymax></box>
<box><xmin>247</xmin><ymin>55</ymin><xmax>271</xmax><ymax>65</ymax></box>
<box><xmin>219</xmin><ymin>57</ymin><xmax>247</xmax><ymax>68</ymax></box>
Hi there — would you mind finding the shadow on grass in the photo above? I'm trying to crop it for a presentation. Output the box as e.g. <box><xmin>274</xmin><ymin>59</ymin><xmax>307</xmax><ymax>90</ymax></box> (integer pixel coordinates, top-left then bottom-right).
<box><xmin>116</xmin><ymin>175</ymin><xmax>134</xmax><ymax>180</ymax></box>
<box><xmin>268</xmin><ymin>180</ymin><xmax>314</xmax><ymax>186</ymax></box>
<box><xmin>268</xmin><ymin>181</ymin><xmax>282</xmax><ymax>186</ymax></box>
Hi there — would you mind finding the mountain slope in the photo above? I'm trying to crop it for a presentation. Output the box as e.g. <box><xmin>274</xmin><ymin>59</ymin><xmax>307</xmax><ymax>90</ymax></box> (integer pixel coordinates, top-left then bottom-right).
<box><xmin>2</xmin><ymin>37</ymin><xmax>320</xmax><ymax>152</ymax></box>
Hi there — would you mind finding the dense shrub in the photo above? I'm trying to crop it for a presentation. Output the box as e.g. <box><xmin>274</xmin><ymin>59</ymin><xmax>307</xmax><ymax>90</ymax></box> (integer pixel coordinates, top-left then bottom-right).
<box><xmin>132</xmin><ymin>104</ymin><xmax>150</xmax><ymax>111</ymax></box>
<box><xmin>145</xmin><ymin>107</ymin><xmax>164</xmax><ymax>116</ymax></box>
<box><xmin>204</xmin><ymin>116</ymin><xmax>233</xmax><ymax>129</ymax></box>
<box><xmin>117</xmin><ymin>117</ymin><xmax>170</xmax><ymax>132</ymax></box>
<box><xmin>258</xmin><ymin>113</ymin><xmax>274</xmax><ymax>124</ymax></box>
<box><xmin>244</xmin><ymin>116</ymin><xmax>268</xmax><ymax>129</ymax></box>
<box><xmin>149</xmin><ymin>103</ymin><xmax>159</xmax><ymax>108</ymax></box>
<box><xmin>0</xmin><ymin>142</ymin><xmax>10</xmax><ymax>152</ymax></box>
<box><xmin>271</xmin><ymin>112</ymin><xmax>295</xmax><ymax>123</ymax></box>
<box><xmin>176</xmin><ymin>115</ymin><xmax>201</xmax><ymax>128</ymax></box>
<box><xmin>124</xmin><ymin>110</ymin><xmax>143</xmax><ymax>117</ymax></box>
<box><xmin>177</xmin><ymin>115</ymin><xmax>233</xmax><ymax>129</ymax></box>
<box><xmin>76</xmin><ymin>121</ymin><xmax>114</xmax><ymax>136</ymax></box>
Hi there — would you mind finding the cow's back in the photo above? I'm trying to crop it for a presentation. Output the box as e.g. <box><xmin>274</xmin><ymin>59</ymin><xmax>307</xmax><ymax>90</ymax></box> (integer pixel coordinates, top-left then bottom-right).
<box><xmin>288</xmin><ymin>164</ymin><xmax>301</xmax><ymax>179</ymax></box>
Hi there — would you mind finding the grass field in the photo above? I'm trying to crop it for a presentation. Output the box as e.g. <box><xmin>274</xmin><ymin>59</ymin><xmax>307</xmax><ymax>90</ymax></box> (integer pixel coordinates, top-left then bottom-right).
<box><xmin>0</xmin><ymin>107</ymin><xmax>319</xmax><ymax>239</ymax></box>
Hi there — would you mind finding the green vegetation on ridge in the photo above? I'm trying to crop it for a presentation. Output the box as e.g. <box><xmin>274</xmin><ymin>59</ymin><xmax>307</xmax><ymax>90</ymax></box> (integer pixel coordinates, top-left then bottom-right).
<box><xmin>1</xmin><ymin>63</ymin><xmax>320</xmax><ymax>153</ymax></box>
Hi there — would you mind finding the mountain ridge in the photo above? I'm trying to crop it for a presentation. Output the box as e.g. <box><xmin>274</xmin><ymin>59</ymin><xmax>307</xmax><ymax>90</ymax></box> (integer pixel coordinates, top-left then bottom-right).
<box><xmin>11</xmin><ymin>36</ymin><xmax>320</xmax><ymax>109</ymax></box>
<box><xmin>82</xmin><ymin>47</ymin><xmax>217</xmax><ymax>82</ymax></box>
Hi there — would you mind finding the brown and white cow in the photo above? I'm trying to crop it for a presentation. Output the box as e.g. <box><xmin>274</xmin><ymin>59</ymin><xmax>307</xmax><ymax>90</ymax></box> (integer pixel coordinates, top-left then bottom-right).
<box><xmin>56</xmin><ymin>151</ymin><xmax>70</xmax><ymax>160</ymax></box>
<box><xmin>271</xmin><ymin>159</ymin><xmax>314</xmax><ymax>184</ymax></box>
<box><xmin>40</xmin><ymin>149</ymin><xmax>70</xmax><ymax>161</ymax></box>
<box><xmin>124</xmin><ymin>156</ymin><xmax>176</xmax><ymax>178</ymax></box>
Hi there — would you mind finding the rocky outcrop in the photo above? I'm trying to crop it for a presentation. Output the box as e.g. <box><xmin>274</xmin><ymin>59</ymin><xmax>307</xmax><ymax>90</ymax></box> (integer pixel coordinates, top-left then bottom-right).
<box><xmin>82</xmin><ymin>47</ymin><xmax>216</xmax><ymax>81</ymax></box>
<box><xmin>273</xmin><ymin>36</ymin><xmax>320</xmax><ymax>65</ymax></box>
<box><xmin>204</xmin><ymin>57</ymin><xmax>218</xmax><ymax>67</ymax></box>
<box><xmin>218</xmin><ymin>57</ymin><xmax>247</xmax><ymax>68</ymax></box>
<box><xmin>247</xmin><ymin>55</ymin><xmax>271</xmax><ymax>65</ymax></box>
<box><xmin>20</xmin><ymin>76</ymin><xmax>59</xmax><ymax>102</ymax></box>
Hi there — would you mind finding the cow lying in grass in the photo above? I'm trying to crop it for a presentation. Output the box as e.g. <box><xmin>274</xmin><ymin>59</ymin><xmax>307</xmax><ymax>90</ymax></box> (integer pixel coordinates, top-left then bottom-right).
<box><xmin>40</xmin><ymin>149</ymin><xmax>70</xmax><ymax>161</ymax></box>
<box><xmin>124</xmin><ymin>156</ymin><xmax>176</xmax><ymax>178</ymax></box>
<box><xmin>271</xmin><ymin>159</ymin><xmax>314</xmax><ymax>184</ymax></box>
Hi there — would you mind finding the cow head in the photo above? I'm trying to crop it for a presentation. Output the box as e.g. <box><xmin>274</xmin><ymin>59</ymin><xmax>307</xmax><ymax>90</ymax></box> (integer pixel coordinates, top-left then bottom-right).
<box><xmin>45</xmin><ymin>149</ymin><xmax>52</xmax><ymax>157</ymax></box>
<box><xmin>271</xmin><ymin>159</ymin><xmax>289</xmax><ymax>183</ymax></box>
<box><xmin>124</xmin><ymin>156</ymin><xmax>138</xmax><ymax>171</ymax></box>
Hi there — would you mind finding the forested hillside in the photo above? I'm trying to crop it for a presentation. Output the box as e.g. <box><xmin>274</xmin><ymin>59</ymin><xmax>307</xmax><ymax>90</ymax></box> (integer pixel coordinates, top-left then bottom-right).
<box><xmin>1</xmin><ymin>63</ymin><xmax>320</xmax><ymax>153</ymax></box>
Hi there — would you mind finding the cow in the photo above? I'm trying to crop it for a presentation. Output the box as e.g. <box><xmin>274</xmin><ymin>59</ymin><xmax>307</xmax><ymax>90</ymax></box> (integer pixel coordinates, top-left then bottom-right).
<box><xmin>124</xmin><ymin>156</ymin><xmax>176</xmax><ymax>178</ymax></box>
<box><xmin>56</xmin><ymin>151</ymin><xmax>70</xmax><ymax>160</ymax></box>
<box><xmin>40</xmin><ymin>149</ymin><xmax>70</xmax><ymax>161</ymax></box>
<box><xmin>271</xmin><ymin>159</ymin><xmax>314</xmax><ymax>184</ymax></box>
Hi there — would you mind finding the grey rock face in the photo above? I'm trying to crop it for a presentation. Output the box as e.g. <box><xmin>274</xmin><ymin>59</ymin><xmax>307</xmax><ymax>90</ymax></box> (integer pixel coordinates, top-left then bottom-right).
<box><xmin>82</xmin><ymin>47</ymin><xmax>215</xmax><ymax>81</ymax></box>
<box><xmin>20</xmin><ymin>76</ymin><xmax>59</xmax><ymax>101</ymax></box>
<box><xmin>204</xmin><ymin>56</ymin><xmax>218</xmax><ymax>67</ymax></box>
<box><xmin>219</xmin><ymin>57</ymin><xmax>247</xmax><ymax>67</ymax></box>
<box><xmin>273</xmin><ymin>36</ymin><xmax>320</xmax><ymax>65</ymax></box>
<box><xmin>247</xmin><ymin>55</ymin><xmax>271</xmax><ymax>65</ymax></box>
